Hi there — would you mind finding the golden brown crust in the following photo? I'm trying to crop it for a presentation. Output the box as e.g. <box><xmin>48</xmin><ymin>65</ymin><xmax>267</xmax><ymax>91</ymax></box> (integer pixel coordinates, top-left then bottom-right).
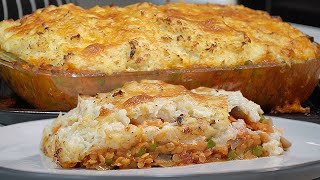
<box><xmin>97</xmin><ymin>80</ymin><xmax>227</xmax><ymax>116</ymax></box>
<box><xmin>0</xmin><ymin>3</ymin><xmax>318</xmax><ymax>74</ymax></box>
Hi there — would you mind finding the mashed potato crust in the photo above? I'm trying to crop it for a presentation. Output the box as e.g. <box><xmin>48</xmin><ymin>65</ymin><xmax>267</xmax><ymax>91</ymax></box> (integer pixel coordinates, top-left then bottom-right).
<box><xmin>0</xmin><ymin>3</ymin><xmax>318</xmax><ymax>74</ymax></box>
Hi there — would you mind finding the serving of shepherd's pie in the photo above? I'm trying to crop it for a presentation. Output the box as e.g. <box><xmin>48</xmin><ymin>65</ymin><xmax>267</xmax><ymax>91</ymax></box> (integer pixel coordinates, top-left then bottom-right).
<box><xmin>41</xmin><ymin>80</ymin><xmax>291</xmax><ymax>169</ymax></box>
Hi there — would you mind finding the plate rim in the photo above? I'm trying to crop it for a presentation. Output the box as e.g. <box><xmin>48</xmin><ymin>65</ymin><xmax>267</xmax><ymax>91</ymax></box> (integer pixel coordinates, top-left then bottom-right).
<box><xmin>1</xmin><ymin>117</ymin><xmax>320</xmax><ymax>179</ymax></box>
<box><xmin>1</xmin><ymin>160</ymin><xmax>320</xmax><ymax>179</ymax></box>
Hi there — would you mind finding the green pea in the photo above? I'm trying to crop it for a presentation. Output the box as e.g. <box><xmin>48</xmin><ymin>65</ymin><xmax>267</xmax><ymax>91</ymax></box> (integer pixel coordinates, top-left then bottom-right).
<box><xmin>259</xmin><ymin>114</ymin><xmax>265</xmax><ymax>123</ymax></box>
<box><xmin>136</xmin><ymin>147</ymin><xmax>147</xmax><ymax>157</ymax></box>
<box><xmin>227</xmin><ymin>150</ymin><xmax>237</xmax><ymax>160</ymax></box>
<box><xmin>252</xmin><ymin>145</ymin><xmax>263</xmax><ymax>157</ymax></box>
<box><xmin>149</xmin><ymin>142</ymin><xmax>158</xmax><ymax>151</ymax></box>
<box><xmin>207</xmin><ymin>139</ymin><xmax>216</xmax><ymax>149</ymax></box>
<box><xmin>105</xmin><ymin>159</ymin><xmax>113</xmax><ymax>165</ymax></box>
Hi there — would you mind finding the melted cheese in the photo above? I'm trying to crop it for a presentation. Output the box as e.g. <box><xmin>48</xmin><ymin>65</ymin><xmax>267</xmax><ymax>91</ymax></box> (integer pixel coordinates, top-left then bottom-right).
<box><xmin>0</xmin><ymin>3</ymin><xmax>318</xmax><ymax>74</ymax></box>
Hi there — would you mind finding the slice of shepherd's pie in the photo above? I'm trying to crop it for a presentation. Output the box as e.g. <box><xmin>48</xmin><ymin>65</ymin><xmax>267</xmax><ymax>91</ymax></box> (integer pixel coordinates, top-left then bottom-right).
<box><xmin>41</xmin><ymin>80</ymin><xmax>291</xmax><ymax>169</ymax></box>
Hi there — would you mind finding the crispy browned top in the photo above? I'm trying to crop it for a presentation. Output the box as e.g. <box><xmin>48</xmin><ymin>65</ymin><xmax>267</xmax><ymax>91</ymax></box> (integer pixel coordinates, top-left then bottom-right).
<box><xmin>96</xmin><ymin>80</ymin><xmax>227</xmax><ymax>113</ymax></box>
<box><xmin>0</xmin><ymin>3</ymin><xmax>318</xmax><ymax>74</ymax></box>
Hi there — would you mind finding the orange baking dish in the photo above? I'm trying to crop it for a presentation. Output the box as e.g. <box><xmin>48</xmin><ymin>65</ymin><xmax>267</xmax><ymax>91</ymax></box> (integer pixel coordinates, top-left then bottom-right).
<box><xmin>0</xmin><ymin>54</ymin><xmax>319</xmax><ymax>112</ymax></box>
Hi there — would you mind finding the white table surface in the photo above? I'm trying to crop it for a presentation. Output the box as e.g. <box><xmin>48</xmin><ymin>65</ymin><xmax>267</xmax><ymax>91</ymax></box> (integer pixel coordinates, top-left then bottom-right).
<box><xmin>291</xmin><ymin>23</ymin><xmax>320</xmax><ymax>43</ymax></box>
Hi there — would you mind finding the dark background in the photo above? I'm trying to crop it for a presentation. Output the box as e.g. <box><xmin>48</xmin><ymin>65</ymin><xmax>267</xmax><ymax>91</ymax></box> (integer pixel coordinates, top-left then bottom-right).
<box><xmin>238</xmin><ymin>0</ymin><xmax>320</xmax><ymax>27</ymax></box>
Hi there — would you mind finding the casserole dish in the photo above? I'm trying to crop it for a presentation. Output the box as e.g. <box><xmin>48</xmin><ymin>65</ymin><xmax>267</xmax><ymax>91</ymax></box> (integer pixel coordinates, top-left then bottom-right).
<box><xmin>0</xmin><ymin>52</ymin><xmax>319</xmax><ymax>111</ymax></box>
<box><xmin>0</xmin><ymin>2</ymin><xmax>319</xmax><ymax>112</ymax></box>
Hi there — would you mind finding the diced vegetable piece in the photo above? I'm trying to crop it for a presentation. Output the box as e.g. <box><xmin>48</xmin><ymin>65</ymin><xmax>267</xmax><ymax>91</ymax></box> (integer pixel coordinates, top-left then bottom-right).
<box><xmin>207</xmin><ymin>139</ymin><xmax>216</xmax><ymax>149</ymax></box>
<box><xmin>259</xmin><ymin>114</ymin><xmax>265</xmax><ymax>122</ymax></box>
<box><xmin>136</xmin><ymin>147</ymin><xmax>147</xmax><ymax>157</ymax></box>
<box><xmin>227</xmin><ymin>150</ymin><xmax>237</xmax><ymax>160</ymax></box>
<box><xmin>105</xmin><ymin>159</ymin><xmax>113</xmax><ymax>165</ymax></box>
<box><xmin>252</xmin><ymin>145</ymin><xmax>263</xmax><ymax>157</ymax></box>
<box><xmin>149</xmin><ymin>142</ymin><xmax>158</xmax><ymax>151</ymax></box>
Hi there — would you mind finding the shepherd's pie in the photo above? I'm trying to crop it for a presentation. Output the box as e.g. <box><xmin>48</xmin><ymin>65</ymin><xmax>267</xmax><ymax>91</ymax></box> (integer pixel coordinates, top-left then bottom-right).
<box><xmin>41</xmin><ymin>80</ymin><xmax>291</xmax><ymax>169</ymax></box>
<box><xmin>0</xmin><ymin>3</ymin><xmax>318</xmax><ymax>74</ymax></box>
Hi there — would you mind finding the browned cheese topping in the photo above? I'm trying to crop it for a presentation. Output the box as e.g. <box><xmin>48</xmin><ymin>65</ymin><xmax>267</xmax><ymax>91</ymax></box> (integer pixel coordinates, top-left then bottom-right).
<box><xmin>0</xmin><ymin>3</ymin><xmax>318</xmax><ymax>74</ymax></box>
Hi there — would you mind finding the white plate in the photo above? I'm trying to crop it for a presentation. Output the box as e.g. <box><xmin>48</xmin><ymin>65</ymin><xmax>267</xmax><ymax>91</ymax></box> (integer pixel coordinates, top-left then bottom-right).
<box><xmin>0</xmin><ymin>117</ymin><xmax>320</xmax><ymax>180</ymax></box>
